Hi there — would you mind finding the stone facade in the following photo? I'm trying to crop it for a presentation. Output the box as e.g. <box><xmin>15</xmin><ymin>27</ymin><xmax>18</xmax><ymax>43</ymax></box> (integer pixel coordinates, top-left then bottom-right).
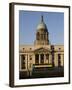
<box><xmin>19</xmin><ymin>15</ymin><xmax>64</xmax><ymax>72</ymax></box>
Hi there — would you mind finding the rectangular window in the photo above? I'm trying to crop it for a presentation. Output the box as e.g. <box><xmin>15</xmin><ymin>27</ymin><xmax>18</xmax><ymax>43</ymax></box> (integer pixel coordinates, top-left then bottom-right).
<box><xmin>58</xmin><ymin>54</ymin><xmax>61</xmax><ymax>67</ymax></box>
<box><xmin>40</xmin><ymin>54</ymin><xmax>44</xmax><ymax>64</ymax></box>
<box><xmin>29</xmin><ymin>55</ymin><xmax>32</xmax><ymax>60</ymax></box>
<box><xmin>21</xmin><ymin>55</ymin><xmax>25</xmax><ymax>69</ymax></box>
<box><xmin>35</xmin><ymin>54</ymin><xmax>39</xmax><ymax>64</ymax></box>
<box><xmin>46</xmin><ymin>54</ymin><xmax>49</xmax><ymax>60</ymax></box>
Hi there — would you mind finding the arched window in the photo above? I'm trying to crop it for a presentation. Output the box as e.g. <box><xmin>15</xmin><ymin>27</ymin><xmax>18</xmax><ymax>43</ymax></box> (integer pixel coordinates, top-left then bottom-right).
<box><xmin>36</xmin><ymin>32</ymin><xmax>40</xmax><ymax>40</ymax></box>
<box><xmin>41</xmin><ymin>34</ymin><xmax>43</xmax><ymax>40</ymax></box>
<box><xmin>44</xmin><ymin>34</ymin><xmax>45</xmax><ymax>40</ymax></box>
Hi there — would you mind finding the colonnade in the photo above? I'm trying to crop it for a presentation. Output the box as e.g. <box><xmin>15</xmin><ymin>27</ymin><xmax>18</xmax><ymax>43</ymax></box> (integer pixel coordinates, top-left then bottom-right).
<box><xmin>19</xmin><ymin>53</ymin><xmax>64</xmax><ymax>71</ymax></box>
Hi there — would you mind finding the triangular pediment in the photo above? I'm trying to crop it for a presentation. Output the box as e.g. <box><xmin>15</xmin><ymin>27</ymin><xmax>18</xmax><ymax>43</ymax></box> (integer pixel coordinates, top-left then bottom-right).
<box><xmin>34</xmin><ymin>47</ymin><xmax>51</xmax><ymax>53</ymax></box>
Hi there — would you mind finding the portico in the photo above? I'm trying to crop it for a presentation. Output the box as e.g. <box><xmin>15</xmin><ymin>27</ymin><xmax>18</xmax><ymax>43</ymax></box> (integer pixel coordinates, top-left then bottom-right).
<box><xmin>35</xmin><ymin>53</ymin><xmax>52</xmax><ymax>65</ymax></box>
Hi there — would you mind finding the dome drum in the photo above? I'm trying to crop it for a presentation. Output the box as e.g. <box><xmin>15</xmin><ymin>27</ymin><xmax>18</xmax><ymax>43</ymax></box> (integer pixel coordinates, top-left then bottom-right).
<box><xmin>35</xmin><ymin>15</ymin><xmax>49</xmax><ymax>45</ymax></box>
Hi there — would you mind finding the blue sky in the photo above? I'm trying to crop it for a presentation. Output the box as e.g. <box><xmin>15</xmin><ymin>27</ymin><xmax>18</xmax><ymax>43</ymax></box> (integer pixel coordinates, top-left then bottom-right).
<box><xmin>19</xmin><ymin>10</ymin><xmax>64</xmax><ymax>45</ymax></box>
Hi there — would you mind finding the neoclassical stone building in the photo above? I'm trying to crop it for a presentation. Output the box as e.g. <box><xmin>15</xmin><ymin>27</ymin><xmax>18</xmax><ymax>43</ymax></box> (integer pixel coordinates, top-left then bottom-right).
<box><xmin>19</xmin><ymin>16</ymin><xmax>64</xmax><ymax>73</ymax></box>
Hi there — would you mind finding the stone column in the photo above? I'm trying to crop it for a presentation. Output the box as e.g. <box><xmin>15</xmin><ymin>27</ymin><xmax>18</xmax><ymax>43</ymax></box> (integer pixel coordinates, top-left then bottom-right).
<box><xmin>54</xmin><ymin>53</ymin><xmax>58</xmax><ymax>67</ymax></box>
<box><xmin>44</xmin><ymin>54</ymin><xmax>46</xmax><ymax>64</ymax></box>
<box><xmin>49</xmin><ymin>54</ymin><xmax>52</xmax><ymax>64</ymax></box>
<box><xmin>32</xmin><ymin>54</ymin><xmax>35</xmax><ymax>64</ymax></box>
<box><xmin>26</xmin><ymin>54</ymin><xmax>29</xmax><ymax>76</ymax></box>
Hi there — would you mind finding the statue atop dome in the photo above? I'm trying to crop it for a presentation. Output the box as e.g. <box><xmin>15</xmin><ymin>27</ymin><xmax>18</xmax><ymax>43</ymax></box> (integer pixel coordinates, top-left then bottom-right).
<box><xmin>41</xmin><ymin>15</ymin><xmax>43</xmax><ymax>22</ymax></box>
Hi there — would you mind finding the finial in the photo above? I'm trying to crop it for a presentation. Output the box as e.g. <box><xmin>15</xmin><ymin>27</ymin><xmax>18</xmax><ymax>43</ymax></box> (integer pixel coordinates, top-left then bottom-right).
<box><xmin>41</xmin><ymin>15</ymin><xmax>43</xmax><ymax>22</ymax></box>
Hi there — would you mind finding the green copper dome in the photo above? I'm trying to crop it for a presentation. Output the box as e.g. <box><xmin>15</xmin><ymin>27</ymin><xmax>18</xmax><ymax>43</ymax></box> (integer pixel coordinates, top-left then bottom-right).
<box><xmin>37</xmin><ymin>15</ymin><xmax>47</xmax><ymax>30</ymax></box>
